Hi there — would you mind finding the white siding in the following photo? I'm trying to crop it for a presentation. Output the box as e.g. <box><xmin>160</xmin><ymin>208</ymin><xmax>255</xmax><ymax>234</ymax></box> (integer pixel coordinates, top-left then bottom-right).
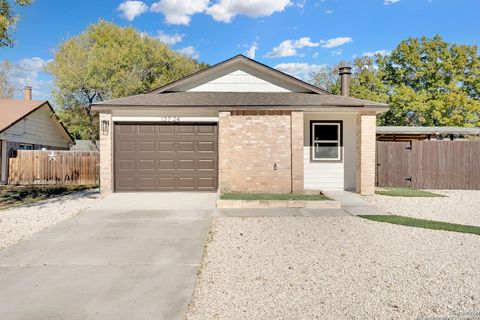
<box><xmin>304</xmin><ymin>113</ymin><xmax>357</xmax><ymax>191</ymax></box>
<box><xmin>187</xmin><ymin>70</ymin><xmax>290</xmax><ymax>92</ymax></box>
<box><xmin>0</xmin><ymin>105</ymin><xmax>71</xmax><ymax>148</ymax></box>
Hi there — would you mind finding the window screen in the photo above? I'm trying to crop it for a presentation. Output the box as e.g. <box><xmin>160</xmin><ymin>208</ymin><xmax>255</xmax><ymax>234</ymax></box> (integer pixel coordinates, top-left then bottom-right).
<box><xmin>311</xmin><ymin>122</ymin><xmax>342</xmax><ymax>161</ymax></box>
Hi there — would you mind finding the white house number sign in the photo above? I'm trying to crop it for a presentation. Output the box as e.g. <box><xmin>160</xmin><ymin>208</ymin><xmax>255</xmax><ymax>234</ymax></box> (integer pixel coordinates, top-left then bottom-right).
<box><xmin>160</xmin><ymin>116</ymin><xmax>180</xmax><ymax>122</ymax></box>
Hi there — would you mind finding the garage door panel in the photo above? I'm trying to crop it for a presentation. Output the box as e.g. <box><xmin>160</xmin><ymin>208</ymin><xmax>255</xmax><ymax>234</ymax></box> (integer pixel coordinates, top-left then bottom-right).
<box><xmin>178</xmin><ymin>141</ymin><xmax>195</xmax><ymax>152</ymax></box>
<box><xmin>198</xmin><ymin>177</ymin><xmax>215</xmax><ymax>188</ymax></box>
<box><xmin>178</xmin><ymin>125</ymin><xmax>195</xmax><ymax>134</ymax></box>
<box><xmin>115</xmin><ymin>123</ymin><xmax>217</xmax><ymax>192</ymax></box>
<box><xmin>138</xmin><ymin>160</ymin><xmax>155</xmax><ymax>170</ymax></box>
<box><xmin>138</xmin><ymin>125</ymin><xmax>156</xmax><ymax>134</ymax></box>
<box><xmin>198</xmin><ymin>159</ymin><xmax>214</xmax><ymax>170</ymax></box>
<box><xmin>198</xmin><ymin>141</ymin><xmax>215</xmax><ymax>152</ymax></box>
<box><xmin>118</xmin><ymin>125</ymin><xmax>135</xmax><ymax>134</ymax></box>
<box><xmin>138</xmin><ymin>177</ymin><xmax>155</xmax><ymax>188</ymax></box>
<box><xmin>178</xmin><ymin>177</ymin><xmax>195</xmax><ymax>189</ymax></box>
<box><xmin>158</xmin><ymin>159</ymin><xmax>175</xmax><ymax>170</ymax></box>
<box><xmin>118</xmin><ymin>142</ymin><xmax>135</xmax><ymax>152</ymax></box>
<box><xmin>158</xmin><ymin>177</ymin><xmax>175</xmax><ymax>188</ymax></box>
<box><xmin>159</xmin><ymin>141</ymin><xmax>175</xmax><ymax>152</ymax></box>
<box><xmin>178</xmin><ymin>159</ymin><xmax>195</xmax><ymax>170</ymax></box>
<box><xmin>159</xmin><ymin>125</ymin><xmax>175</xmax><ymax>134</ymax></box>
<box><xmin>118</xmin><ymin>159</ymin><xmax>135</xmax><ymax>170</ymax></box>
<box><xmin>138</xmin><ymin>142</ymin><xmax>155</xmax><ymax>152</ymax></box>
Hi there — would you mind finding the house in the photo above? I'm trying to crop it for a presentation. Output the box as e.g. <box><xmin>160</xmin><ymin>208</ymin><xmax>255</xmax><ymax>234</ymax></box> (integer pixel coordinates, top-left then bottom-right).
<box><xmin>377</xmin><ymin>126</ymin><xmax>480</xmax><ymax>141</ymax></box>
<box><xmin>0</xmin><ymin>87</ymin><xmax>74</xmax><ymax>184</ymax></box>
<box><xmin>91</xmin><ymin>55</ymin><xmax>388</xmax><ymax>195</ymax></box>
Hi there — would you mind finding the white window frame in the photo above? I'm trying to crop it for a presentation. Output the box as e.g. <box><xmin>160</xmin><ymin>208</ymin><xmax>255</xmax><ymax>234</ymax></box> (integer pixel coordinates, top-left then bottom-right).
<box><xmin>311</xmin><ymin>122</ymin><xmax>342</xmax><ymax>161</ymax></box>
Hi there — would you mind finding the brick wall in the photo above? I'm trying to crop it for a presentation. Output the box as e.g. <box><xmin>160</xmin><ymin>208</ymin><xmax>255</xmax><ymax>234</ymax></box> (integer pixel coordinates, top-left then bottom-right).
<box><xmin>99</xmin><ymin>112</ymin><xmax>113</xmax><ymax>195</ymax></box>
<box><xmin>219</xmin><ymin>110</ymin><xmax>301</xmax><ymax>194</ymax></box>
<box><xmin>356</xmin><ymin>112</ymin><xmax>377</xmax><ymax>195</ymax></box>
<box><xmin>291</xmin><ymin>111</ymin><xmax>304</xmax><ymax>193</ymax></box>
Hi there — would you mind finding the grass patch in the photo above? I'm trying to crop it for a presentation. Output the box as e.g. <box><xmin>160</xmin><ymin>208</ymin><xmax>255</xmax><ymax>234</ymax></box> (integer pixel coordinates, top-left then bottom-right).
<box><xmin>0</xmin><ymin>185</ymin><xmax>96</xmax><ymax>210</ymax></box>
<box><xmin>220</xmin><ymin>193</ymin><xmax>331</xmax><ymax>201</ymax></box>
<box><xmin>359</xmin><ymin>215</ymin><xmax>480</xmax><ymax>236</ymax></box>
<box><xmin>375</xmin><ymin>187</ymin><xmax>446</xmax><ymax>197</ymax></box>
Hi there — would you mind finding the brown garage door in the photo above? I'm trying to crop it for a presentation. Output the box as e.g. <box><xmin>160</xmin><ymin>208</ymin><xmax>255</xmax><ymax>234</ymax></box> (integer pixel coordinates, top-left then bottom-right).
<box><xmin>114</xmin><ymin>123</ymin><xmax>217</xmax><ymax>192</ymax></box>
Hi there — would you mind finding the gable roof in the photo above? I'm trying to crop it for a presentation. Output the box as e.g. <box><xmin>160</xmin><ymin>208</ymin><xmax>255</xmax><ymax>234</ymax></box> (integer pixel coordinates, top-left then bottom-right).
<box><xmin>0</xmin><ymin>99</ymin><xmax>74</xmax><ymax>143</ymax></box>
<box><xmin>149</xmin><ymin>54</ymin><xmax>331</xmax><ymax>95</ymax></box>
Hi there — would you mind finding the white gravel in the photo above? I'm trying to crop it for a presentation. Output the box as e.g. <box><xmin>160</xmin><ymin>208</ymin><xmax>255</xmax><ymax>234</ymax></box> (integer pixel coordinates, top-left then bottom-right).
<box><xmin>187</xmin><ymin>217</ymin><xmax>480</xmax><ymax>320</ymax></box>
<box><xmin>362</xmin><ymin>190</ymin><xmax>480</xmax><ymax>227</ymax></box>
<box><xmin>0</xmin><ymin>189</ymin><xmax>99</xmax><ymax>250</ymax></box>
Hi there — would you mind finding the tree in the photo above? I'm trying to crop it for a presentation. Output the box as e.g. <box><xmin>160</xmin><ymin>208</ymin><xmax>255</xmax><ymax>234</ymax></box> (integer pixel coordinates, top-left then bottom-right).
<box><xmin>378</xmin><ymin>35</ymin><xmax>480</xmax><ymax>126</ymax></box>
<box><xmin>0</xmin><ymin>0</ymin><xmax>33</xmax><ymax>47</ymax></box>
<box><xmin>46</xmin><ymin>20</ymin><xmax>207</xmax><ymax>143</ymax></box>
<box><xmin>311</xmin><ymin>56</ymin><xmax>388</xmax><ymax>103</ymax></box>
<box><xmin>0</xmin><ymin>59</ymin><xmax>15</xmax><ymax>98</ymax></box>
<box><xmin>310</xmin><ymin>35</ymin><xmax>480</xmax><ymax>127</ymax></box>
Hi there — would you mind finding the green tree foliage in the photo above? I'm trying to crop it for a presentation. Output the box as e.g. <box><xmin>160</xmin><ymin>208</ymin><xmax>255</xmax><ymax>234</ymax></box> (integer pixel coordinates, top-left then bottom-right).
<box><xmin>0</xmin><ymin>0</ymin><xmax>32</xmax><ymax>47</ymax></box>
<box><xmin>0</xmin><ymin>59</ymin><xmax>15</xmax><ymax>97</ymax></box>
<box><xmin>311</xmin><ymin>35</ymin><xmax>480</xmax><ymax>127</ymax></box>
<box><xmin>46</xmin><ymin>20</ymin><xmax>207</xmax><ymax>142</ymax></box>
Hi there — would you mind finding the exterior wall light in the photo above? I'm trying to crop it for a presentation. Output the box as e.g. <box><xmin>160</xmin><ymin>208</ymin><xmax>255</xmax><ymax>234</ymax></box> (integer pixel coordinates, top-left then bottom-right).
<box><xmin>101</xmin><ymin>120</ymin><xmax>110</xmax><ymax>135</ymax></box>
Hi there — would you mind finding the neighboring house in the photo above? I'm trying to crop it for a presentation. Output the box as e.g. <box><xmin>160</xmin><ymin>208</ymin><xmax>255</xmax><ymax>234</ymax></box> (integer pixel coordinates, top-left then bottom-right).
<box><xmin>377</xmin><ymin>126</ymin><xmax>480</xmax><ymax>141</ymax></box>
<box><xmin>92</xmin><ymin>55</ymin><xmax>388</xmax><ymax>195</ymax></box>
<box><xmin>0</xmin><ymin>87</ymin><xmax>74</xmax><ymax>184</ymax></box>
<box><xmin>71</xmin><ymin>140</ymin><xmax>100</xmax><ymax>151</ymax></box>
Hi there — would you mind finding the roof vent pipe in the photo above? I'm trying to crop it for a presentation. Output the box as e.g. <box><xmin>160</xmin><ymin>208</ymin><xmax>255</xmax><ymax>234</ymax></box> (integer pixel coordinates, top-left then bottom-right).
<box><xmin>338</xmin><ymin>67</ymin><xmax>352</xmax><ymax>97</ymax></box>
<box><xmin>24</xmin><ymin>86</ymin><xmax>32</xmax><ymax>101</ymax></box>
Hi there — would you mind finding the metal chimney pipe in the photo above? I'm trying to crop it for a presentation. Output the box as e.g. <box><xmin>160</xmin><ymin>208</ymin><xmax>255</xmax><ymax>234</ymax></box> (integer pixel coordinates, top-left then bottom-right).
<box><xmin>24</xmin><ymin>86</ymin><xmax>32</xmax><ymax>101</ymax></box>
<box><xmin>338</xmin><ymin>67</ymin><xmax>352</xmax><ymax>96</ymax></box>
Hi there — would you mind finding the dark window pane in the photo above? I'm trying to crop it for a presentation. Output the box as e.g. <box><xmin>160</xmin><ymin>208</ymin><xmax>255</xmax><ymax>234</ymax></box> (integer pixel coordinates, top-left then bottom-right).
<box><xmin>314</xmin><ymin>142</ymin><xmax>339</xmax><ymax>159</ymax></box>
<box><xmin>314</xmin><ymin>124</ymin><xmax>338</xmax><ymax>141</ymax></box>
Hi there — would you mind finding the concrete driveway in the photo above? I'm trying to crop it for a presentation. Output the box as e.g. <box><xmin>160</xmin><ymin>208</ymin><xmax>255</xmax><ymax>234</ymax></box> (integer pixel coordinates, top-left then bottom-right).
<box><xmin>0</xmin><ymin>192</ymin><xmax>216</xmax><ymax>320</ymax></box>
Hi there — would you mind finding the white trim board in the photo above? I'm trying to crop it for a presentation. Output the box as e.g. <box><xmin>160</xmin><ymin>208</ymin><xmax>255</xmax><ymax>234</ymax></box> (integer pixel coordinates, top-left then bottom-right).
<box><xmin>112</xmin><ymin>116</ymin><xmax>219</xmax><ymax>122</ymax></box>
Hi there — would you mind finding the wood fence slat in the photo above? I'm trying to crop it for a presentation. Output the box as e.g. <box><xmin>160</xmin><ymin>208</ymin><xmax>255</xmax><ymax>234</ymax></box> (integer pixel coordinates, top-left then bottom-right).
<box><xmin>8</xmin><ymin>150</ymin><xmax>99</xmax><ymax>186</ymax></box>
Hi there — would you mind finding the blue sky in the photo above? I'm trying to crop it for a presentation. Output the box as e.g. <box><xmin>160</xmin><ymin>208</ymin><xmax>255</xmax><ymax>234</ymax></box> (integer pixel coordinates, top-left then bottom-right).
<box><xmin>2</xmin><ymin>0</ymin><xmax>479</xmax><ymax>101</ymax></box>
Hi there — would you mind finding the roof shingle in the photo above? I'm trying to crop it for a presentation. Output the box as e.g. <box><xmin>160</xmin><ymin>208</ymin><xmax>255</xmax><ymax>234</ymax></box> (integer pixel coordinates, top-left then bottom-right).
<box><xmin>92</xmin><ymin>92</ymin><xmax>388</xmax><ymax>108</ymax></box>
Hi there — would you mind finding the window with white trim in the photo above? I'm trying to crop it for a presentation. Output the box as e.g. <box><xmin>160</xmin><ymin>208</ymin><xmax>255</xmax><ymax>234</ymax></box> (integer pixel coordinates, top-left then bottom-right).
<box><xmin>311</xmin><ymin>121</ymin><xmax>342</xmax><ymax>161</ymax></box>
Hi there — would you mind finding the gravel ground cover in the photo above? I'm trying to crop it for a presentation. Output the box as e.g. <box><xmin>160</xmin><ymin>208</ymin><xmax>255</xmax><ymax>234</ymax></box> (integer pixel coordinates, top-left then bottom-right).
<box><xmin>0</xmin><ymin>189</ymin><xmax>99</xmax><ymax>250</ymax></box>
<box><xmin>187</xmin><ymin>217</ymin><xmax>480</xmax><ymax>320</ymax></box>
<box><xmin>362</xmin><ymin>190</ymin><xmax>480</xmax><ymax>227</ymax></box>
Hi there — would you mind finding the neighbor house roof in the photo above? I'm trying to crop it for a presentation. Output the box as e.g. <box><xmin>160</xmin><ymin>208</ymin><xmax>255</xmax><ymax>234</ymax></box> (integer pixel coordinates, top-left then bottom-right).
<box><xmin>377</xmin><ymin>126</ymin><xmax>480</xmax><ymax>136</ymax></box>
<box><xmin>93</xmin><ymin>92</ymin><xmax>388</xmax><ymax>109</ymax></box>
<box><xmin>0</xmin><ymin>99</ymin><xmax>74</xmax><ymax>142</ymax></box>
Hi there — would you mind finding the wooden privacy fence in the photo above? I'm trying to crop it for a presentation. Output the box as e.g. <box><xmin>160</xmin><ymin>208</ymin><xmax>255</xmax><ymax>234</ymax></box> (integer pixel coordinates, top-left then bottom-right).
<box><xmin>377</xmin><ymin>141</ymin><xmax>480</xmax><ymax>190</ymax></box>
<box><xmin>9</xmin><ymin>150</ymin><xmax>100</xmax><ymax>185</ymax></box>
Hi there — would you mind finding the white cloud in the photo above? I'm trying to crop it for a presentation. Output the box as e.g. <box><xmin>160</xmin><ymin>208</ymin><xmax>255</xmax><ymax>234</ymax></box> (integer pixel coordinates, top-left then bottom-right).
<box><xmin>265</xmin><ymin>37</ymin><xmax>319</xmax><ymax>58</ymax></box>
<box><xmin>362</xmin><ymin>49</ymin><xmax>391</xmax><ymax>57</ymax></box>
<box><xmin>275</xmin><ymin>62</ymin><xmax>328</xmax><ymax>80</ymax></box>
<box><xmin>384</xmin><ymin>0</ymin><xmax>400</xmax><ymax>4</ymax></box>
<box><xmin>10</xmin><ymin>57</ymin><xmax>52</xmax><ymax>100</ymax></box>
<box><xmin>177</xmin><ymin>46</ymin><xmax>200</xmax><ymax>60</ymax></box>
<box><xmin>245</xmin><ymin>42</ymin><xmax>258</xmax><ymax>59</ymax></box>
<box><xmin>206</xmin><ymin>0</ymin><xmax>291</xmax><ymax>23</ymax></box>
<box><xmin>320</xmin><ymin>37</ymin><xmax>353</xmax><ymax>48</ymax></box>
<box><xmin>118</xmin><ymin>1</ymin><xmax>149</xmax><ymax>21</ymax></box>
<box><xmin>325</xmin><ymin>9</ymin><xmax>334</xmax><ymax>14</ymax></box>
<box><xmin>155</xmin><ymin>31</ymin><xmax>184</xmax><ymax>45</ymax></box>
<box><xmin>330</xmin><ymin>49</ymin><xmax>343</xmax><ymax>56</ymax></box>
<box><xmin>151</xmin><ymin>0</ymin><xmax>209</xmax><ymax>25</ymax></box>
<box><xmin>295</xmin><ymin>0</ymin><xmax>306</xmax><ymax>9</ymax></box>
